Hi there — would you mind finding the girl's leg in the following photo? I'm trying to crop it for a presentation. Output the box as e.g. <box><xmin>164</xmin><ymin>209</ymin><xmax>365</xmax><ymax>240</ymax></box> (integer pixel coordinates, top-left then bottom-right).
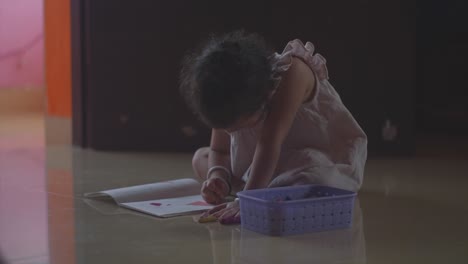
<box><xmin>192</xmin><ymin>147</ymin><xmax>210</xmax><ymax>180</ymax></box>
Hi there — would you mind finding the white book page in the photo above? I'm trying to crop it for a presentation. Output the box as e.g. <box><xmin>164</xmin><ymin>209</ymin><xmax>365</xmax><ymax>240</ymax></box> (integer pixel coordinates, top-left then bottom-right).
<box><xmin>84</xmin><ymin>178</ymin><xmax>201</xmax><ymax>203</ymax></box>
<box><xmin>121</xmin><ymin>195</ymin><xmax>214</xmax><ymax>218</ymax></box>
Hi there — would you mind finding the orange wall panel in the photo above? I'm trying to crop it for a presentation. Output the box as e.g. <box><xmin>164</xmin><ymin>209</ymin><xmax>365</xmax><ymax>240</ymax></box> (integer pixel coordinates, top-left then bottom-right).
<box><xmin>44</xmin><ymin>0</ymin><xmax>72</xmax><ymax>117</ymax></box>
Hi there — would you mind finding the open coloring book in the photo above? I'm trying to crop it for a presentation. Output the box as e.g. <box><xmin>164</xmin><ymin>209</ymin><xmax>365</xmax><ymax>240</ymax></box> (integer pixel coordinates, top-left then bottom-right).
<box><xmin>84</xmin><ymin>178</ymin><xmax>214</xmax><ymax>218</ymax></box>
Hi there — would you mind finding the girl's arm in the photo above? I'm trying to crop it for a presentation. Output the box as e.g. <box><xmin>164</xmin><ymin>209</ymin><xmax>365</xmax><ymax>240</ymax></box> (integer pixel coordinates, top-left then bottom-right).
<box><xmin>200</xmin><ymin>129</ymin><xmax>232</xmax><ymax>204</ymax></box>
<box><xmin>244</xmin><ymin>57</ymin><xmax>316</xmax><ymax>190</ymax></box>
<box><xmin>208</xmin><ymin>129</ymin><xmax>231</xmax><ymax>175</ymax></box>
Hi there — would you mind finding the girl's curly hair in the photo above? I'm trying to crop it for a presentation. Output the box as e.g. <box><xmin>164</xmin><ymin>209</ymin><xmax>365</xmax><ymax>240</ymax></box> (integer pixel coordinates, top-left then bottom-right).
<box><xmin>180</xmin><ymin>30</ymin><xmax>275</xmax><ymax>128</ymax></box>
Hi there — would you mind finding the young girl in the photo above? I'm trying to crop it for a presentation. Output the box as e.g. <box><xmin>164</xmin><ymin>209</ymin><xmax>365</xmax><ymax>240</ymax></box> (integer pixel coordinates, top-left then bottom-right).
<box><xmin>180</xmin><ymin>31</ymin><xmax>367</xmax><ymax>224</ymax></box>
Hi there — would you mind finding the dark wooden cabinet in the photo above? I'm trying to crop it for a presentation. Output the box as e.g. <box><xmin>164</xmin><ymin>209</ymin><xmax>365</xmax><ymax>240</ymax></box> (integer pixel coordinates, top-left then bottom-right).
<box><xmin>72</xmin><ymin>0</ymin><xmax>417</xmax><ymax>155</ymax></box>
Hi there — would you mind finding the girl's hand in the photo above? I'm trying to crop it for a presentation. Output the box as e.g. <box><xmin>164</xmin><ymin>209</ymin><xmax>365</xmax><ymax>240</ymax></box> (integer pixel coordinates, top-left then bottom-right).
<box><xmin>200</xmin><ymin>199</ymin><xmax>241</xmax><ymax>225</ymax></box>
<box><xmin>201</xmin><ymin>173</ymin><xmax>230</xmax><ymax>205</ymax></box>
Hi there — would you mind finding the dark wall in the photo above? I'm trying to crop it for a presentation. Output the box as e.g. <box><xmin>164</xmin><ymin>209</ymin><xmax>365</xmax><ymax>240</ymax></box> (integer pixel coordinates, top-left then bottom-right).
<box><xmin>73</xmin><ymin>0</ymin><xmax>417</xmax><ymax>155</ymax></box>
<box><xmin>416</xmin><ymin>0</ymin><xmax>468</xmax><ymax>135</ymax></box>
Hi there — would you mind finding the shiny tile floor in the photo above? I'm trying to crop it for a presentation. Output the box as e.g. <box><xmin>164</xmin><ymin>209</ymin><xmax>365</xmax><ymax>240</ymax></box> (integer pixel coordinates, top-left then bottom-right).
<box><xmin>1</xmin><ymin>112</ymin><xmax>467</xmax><ymax>264</ymax></box>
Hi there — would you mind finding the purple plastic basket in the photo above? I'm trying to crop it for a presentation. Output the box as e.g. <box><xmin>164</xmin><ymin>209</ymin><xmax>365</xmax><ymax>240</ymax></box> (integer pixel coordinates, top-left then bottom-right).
<box><xmin>237</xmin><ymin>185</ymin><xmax>356</xmax><ymax>236</ymax></box>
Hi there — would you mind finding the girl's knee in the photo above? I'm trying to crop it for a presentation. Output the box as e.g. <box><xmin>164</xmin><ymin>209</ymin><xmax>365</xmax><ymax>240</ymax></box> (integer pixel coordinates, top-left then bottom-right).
<box><xmin>193</xmin><ymin>147</ymin><xmax>208</xmax><ymax>163</ymax></box>
<box><xmin>192</xmin><ymin>147</ymin><xmax>209</xmax><ymax>172</ymax></box>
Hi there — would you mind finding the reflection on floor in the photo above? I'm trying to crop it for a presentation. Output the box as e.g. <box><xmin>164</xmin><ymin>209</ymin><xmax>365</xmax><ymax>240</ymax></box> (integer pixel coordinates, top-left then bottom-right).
<box><xmin>1</xmin><ymin>113</ymin><xmax>467</xmax><ymax>264</ymax></box>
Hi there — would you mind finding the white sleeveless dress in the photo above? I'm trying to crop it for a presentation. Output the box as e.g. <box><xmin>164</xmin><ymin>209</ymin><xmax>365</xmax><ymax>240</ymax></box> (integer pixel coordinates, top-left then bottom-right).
<box><xmin>229</xmin><ymin>39</ymin><xmax>368</xmax><ymax>192</ymax></box>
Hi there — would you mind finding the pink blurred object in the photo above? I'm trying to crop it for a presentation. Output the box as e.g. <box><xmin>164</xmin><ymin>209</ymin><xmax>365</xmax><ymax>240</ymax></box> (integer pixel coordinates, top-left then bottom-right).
<box><xmin>0</xmin><ymin>0</ymin><xmax>44</xmax><ymax>88</ymax></box>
